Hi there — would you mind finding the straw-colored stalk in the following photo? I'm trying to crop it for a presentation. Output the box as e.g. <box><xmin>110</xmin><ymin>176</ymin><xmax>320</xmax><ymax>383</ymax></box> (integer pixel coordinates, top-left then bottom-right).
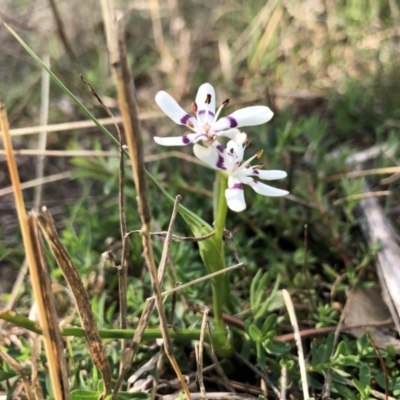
<box><xmin>0</xmin><ymin>101</ymin><xmax>68</xmax><ymax>400</ymax></box>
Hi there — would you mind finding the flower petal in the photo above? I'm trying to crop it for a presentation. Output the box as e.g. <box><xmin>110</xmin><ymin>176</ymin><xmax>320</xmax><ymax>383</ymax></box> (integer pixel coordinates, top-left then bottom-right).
<box><xmin>193</xmin><ymin>143</ymin><xmax>225</xmax><ymax>170</ymax></box>
<box><xmin>244</xmin><ymin>169</ymin><xmax>287</xmax><ymax>180</ymax></box>
<box><xmin>245</xmin><ymin>178</ymin><xmax>289</xmax><ymax>197</ymax></box>
<box><xmin>195</xmin><ymin>83</ymin><xmax>216</xmax><ymax>125</ymax></box>
<box><xmin>154</xmin><ymin>133</ymin><xmax>207</xmax><ymax>146</ymax></box>
<box><xmin>225</xmin><ymin>182</ymin><xmax>246</xmax><ymax>212</ymax></box>
<box><xmin>213</xmin><ymin>106</ymin><xmax>274</xmax><ymax>130</ymax></box>
<box><xmin>155</xmin><ymin>91</ymin><xmax>198</xmax><ymax>128</ymax></box>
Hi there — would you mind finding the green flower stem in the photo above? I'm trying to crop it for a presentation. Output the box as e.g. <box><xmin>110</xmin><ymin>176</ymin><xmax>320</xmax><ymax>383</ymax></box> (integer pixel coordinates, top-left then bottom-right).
<box><xmin>198</xmin><ymin>172</ymin><xmax>233</xmax><ymax>355</ymax></box>
<box><xmin>214</xmin><ymin>172</ymin><xmax>229</xmax><ymax>245</ymax></box>
<box><xmin>0</xmin><ymin>311</ymin><xmax>225</xmax><ymax>342</ymax></box>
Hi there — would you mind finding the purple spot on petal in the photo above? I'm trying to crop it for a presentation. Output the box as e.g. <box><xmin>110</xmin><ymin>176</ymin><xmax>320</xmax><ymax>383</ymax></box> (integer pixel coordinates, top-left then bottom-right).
<box><xmin>180</xmin><ymin>114</ymin><xmax>192</xmax><ymax>125</ymax></box>
<box><xmin>227</xmin><ymin>116</ymin><xmax>238</xmax><ymax>128</ymax></box>
<box><xmin>216</xmin><ymin>155</ymin><xmax>226</xmax><ymax>170</ymax></box>
<box><xmin>253</xmin><ymin>179</ymin><xmax>258</xmax><ymax>184</ymax></box>
<box><xmin>253</xmin><ymin>169</ymin><xmax>259</xmax><ymax>175</ymax></box>
<box><xmin>198</xmin><ymin>110</ymin><xmax>215</xmax><ymax>117</ymax></box>
<box><xmin>182</xmin><ymin>135</ymin><xmax>191</xmax><ymax>144</ymax></box>
<box><xmin>216</xmin><ymin>144</ymin><xmax>224</xmax><ymax>153</ymax></box>
<box><xmin>232</xmin><ymin>183</ymin><xmax>243</xmax><ymax>190</ymax></box>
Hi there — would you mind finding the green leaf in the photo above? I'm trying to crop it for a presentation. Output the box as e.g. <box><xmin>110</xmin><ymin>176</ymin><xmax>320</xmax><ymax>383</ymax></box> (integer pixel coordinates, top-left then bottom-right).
<box><xmin>264</xmin><ymin>340</ymin><xmax>291</xmax><ymax>355</ymax></box>
<box><xmin>249</xmin><ymin>324</ymin><xmax>263</xmax><ymax>342</ymax></box>
<box><xmin>359</xmin><ymin>363</ymin><xmax>370</xmax><ymax>388</ymax></box>
<box><xmin>0</xmin><ymin>370</ymin><xmax>17</xmax><ymax>380</ymax></box>
<box><xmin>261</xmin><ymin>314</ymin><xmax>278</xmax><ymax>337</ymax></box>
<box><xmin>256</xmin><ymin>342</ymin><xmax>266</xmax><ymax>370</ymax></box>
<box><xmin>322</xmin><ymin>333</ymin><xmax>335</xmax><ymax>363</ymax></box>
<box><xmin>254</xmin><ymin>275</ymin><xmax>281</xmax><ymax>319</ymax></box>
<box><xmin>352</xmin><ymin>379</ymin><xmax>366</xmax><ymax>396</ymax></box>
<box><xmin>331</xmin><ymin>383</ymin><xmax>358</xmax><ymax>400</ymax></box>
<box><xmin>70</xmin><ymin>389</ymin><xmax>99</xmax><ymax>400</ymax></box>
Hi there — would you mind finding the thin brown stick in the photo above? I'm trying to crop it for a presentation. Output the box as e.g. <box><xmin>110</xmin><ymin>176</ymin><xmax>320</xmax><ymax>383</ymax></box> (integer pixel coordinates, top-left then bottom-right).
<box><xmin>125</xmin><ymin>230</ymin><xmax>215</xmax><ymax>242</ymax></box>
<box><xmin>28</xmin><ymin>213</ymin><xmax>70</xmax><ymax>398</ymax></box>
<box><xmin>0</xmin><ymin>101</ymin><xmax>66</xmax><ymax>400</ymax></box>
<box><xmin>365</xmin><ymin>330</ymin><xmax>389</xmax><ymax>400</ymax></box>
<box><xmin>196</xmin><ymin>307</ymin><xmax>209</xmax><ymax>399</ymax></box>
<box><xmin>234</xmin><ymin>351</ymin><xmax>281</xmax><ymax>399</ymax></box>
<box><xmin>9</xmin><ymin>113</ymin><xmax>161</xmax><ymax>136</ymax></box>
<box><xmin>47</xmin><ymin>0</ymin><xmax>77</xmax><ymax>62</ymax></box>
<box><xmin>323</xmin><ymin>166</ymin><xmax>400</xmax><ymax>182</ymax></box>
<box><xmin>0</xmin><ymin>171</ymin><xmax>71</xmax><ymax>197</ymax></box>
<box><xmin>33</xmin><ymin>53</ymin><xmax>50</xmax><ymax>210</ymax></box>
<box><xmin>101</xmin><ymin>6</ymin><xmax>192</xmax><ymax>396</ymax></box>
<box><xmin>79</xmin><ymin>73</ymin><xmax>129</xmax><ymax>367</ymax></box>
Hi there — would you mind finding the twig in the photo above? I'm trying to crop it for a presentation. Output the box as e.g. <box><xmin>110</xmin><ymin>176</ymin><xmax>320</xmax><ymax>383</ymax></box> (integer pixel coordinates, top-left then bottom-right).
<box><xmin>33</xmin><ymin>53</ymin><xmax>50</xmax><ymax>210</ymax></box>
<box><xmin>0</xmin><ymin>171</ymin><xmax>71</xmax><ymax>197</ymax></box>
<box><xmin>234</xmin><ymin>351</ymin><xmax>281</xmax><ymax>399</ymax></box>
<box><xmin>125</xmin><ymin>230</ymin><xmax>215</xmax><ymax>242</ymax></box>
<box><xmin>47</xmin><ymin>0</ymin><xmax>77</xmax><ymax>62</ymax></box>
<box><xmin>323</xmin><ymin>166</ymin><xmax>400</xmax><ymax>182</ymax></box>
<box><xmin>196</xmin><ymin>307</ymin><xmax>209</xmax><ymax>400</ymax></box>
<box><xmin>333</xmin><ymin>191</ymin><xmax>390</xmax><ymax>206</ymax></box>
<box><xmin>9</xmin><ymin>113</ymin><xmax>162</xmax><ymax>136</ymax></box>
<box><xmin>150</xmin><ymin>263</ymin><xmax>244</xmax><ymax>299</ymax></box>
<box><xmin>302</xmin><ymin>224</ymin><xmax>316</xmax><ymax>313</ymax></box>
<box><xmin>282</xmin><ymin>289</ymin><xmax>309</xmax><ymax>400</ymax></box>
<box><xmin>364</xmin><ymin>330</ymin><xmax>389</xmax><ymax>400</ymax></box>
<box><xmin>79</xmin><ymin>73</ymin><xmax>129</xmax><ymax>366</ymax></box>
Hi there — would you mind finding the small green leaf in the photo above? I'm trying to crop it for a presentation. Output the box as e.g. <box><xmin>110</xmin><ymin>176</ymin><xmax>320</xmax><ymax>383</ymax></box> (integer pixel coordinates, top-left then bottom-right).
<box><xmin>331</xmin><ymin>382</ymin><xmax>358</xmax><ymax>400</ymax></box>
<box><xmin>261</xmin><ymin>314</ymin><xmax>278</xmax><ymax>336</ymax></box>
<box><xmin>249</xmin><ymin>324</ymin><xmax>263</xmax><ymax>342</ymax></box>
<box><xmin>359</xmin><ymin>363</ymin><xmax>370</xmax><ymax>388</ymax></box>
<box><xmin>322</xmin><ymin>333</ymin><xmax>335</xmax><ymax>363</ymax></box>
<box><xmin>352</xmin><ymin>379</ymin><xmax>366</xmax><ymax>396</ymax></box>
<box><xmin>264</xmin><ymin>340</ymin><xmax>291</xmax><ymax>355</ymax></box>
<box><xmin>70</xmin><ymin>389</ymin><xmax>99</xmax><ymax>400</ymax></box>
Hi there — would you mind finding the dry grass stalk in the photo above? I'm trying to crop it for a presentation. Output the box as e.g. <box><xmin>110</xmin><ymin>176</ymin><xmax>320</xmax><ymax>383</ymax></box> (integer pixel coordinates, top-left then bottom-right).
<box><xmin>323</xmin><ymin>166</ymin><xmax>400</xmax><ymax>181</ymax></box>
<box><xmin>33</xmin><ymin>53</ymin><xmax>50</xmax><ymax>210</ymax></box>
<box><xmin>99</xmin><ymin>1</ymin><xmax>192</xmax><ymax>396</ymax></box>
<box><xmin>0</xmin><ymin>347</ymin><xmax>34</xmax><ymax>400</ymax></box>
<box><xmin>47</xmin><ymin>0</ymin><xmax>77</xmax><ymax>62</ymax></box>
<box><xmin>37</xmin><ymin>207</ymin><xmax>112</xmax><ymax>398</ymax></box>
<box><xmin>196</xmin><ymin>307</ymin><xmax>209</xmax><ymax>399</ymax></box>
<box><xmin>28</xmin><ymin>212</ymin><xmax>70</xmax><ymax>398</ymax></box>
<box><xmin>79</xmin><ymin>73</ymin><xmax>130</xmax><ymax>369</ymax></box>
<box><xmin>9</xmin><ymin>113</ymin><xmax>162</xmax><ymax>136</ymax></box>
<box><xmin>0</xmin><ymin>101</ymin><xmax>66</xmax><ymax>400</ymax></box>
<box><xmin>0</xmin><ymin>171</ymin><xmax>71</xmax><ymax>197</ymax></box>
<box><xmin>282</xmin><ymin>289</ymin><xmax>309</xmax><ymax>400</ymax></box>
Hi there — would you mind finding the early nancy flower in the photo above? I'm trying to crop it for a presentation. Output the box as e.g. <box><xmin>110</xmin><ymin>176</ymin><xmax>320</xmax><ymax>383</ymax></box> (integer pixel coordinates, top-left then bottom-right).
<box><xmin>193</xmin><ymin>140</ymin><xmax>288</xmax><ymax>212</ymax></box>
<box><xmin>154</xmin><ymin>83</ymin><xmax>274</xmax><ymax>147</ymax></box>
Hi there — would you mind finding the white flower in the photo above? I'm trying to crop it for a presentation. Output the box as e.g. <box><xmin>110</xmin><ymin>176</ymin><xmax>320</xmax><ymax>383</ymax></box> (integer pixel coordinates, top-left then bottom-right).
<box><xmin>154</xmin><ymin>83</ymin><xmax>274</xmax><ymax>146</ymax></box>
<box><xmin>193</xmin><ymin>140</ymin><xmax>288</xmax><ymax>212</ymax></box>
